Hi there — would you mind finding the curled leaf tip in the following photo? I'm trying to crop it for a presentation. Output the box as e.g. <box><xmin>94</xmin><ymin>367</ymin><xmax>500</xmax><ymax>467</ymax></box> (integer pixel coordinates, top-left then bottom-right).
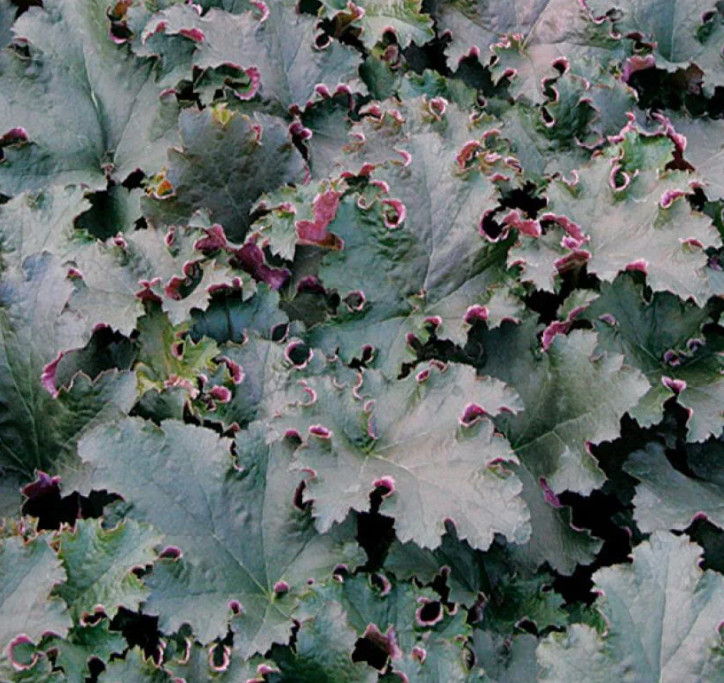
<box><xmin>373</xmin><ymin>476</ymin><xmax>395</xmax><ymax>497</ymax></box>
<box><xmin>208</xmin><ymin>644</ymin><xmax>231</xmax><ymax>672</ymax></box>
<box><xmin>250</xmin><ymin>0</ymin><xmax>270</xmax><ymax>21</ymax></box>
<box><xmin>381</xmin><ymin>198</ymin><xmax>406</xmax><ymax>228</ymax></box>
<box><xmin>411</xmin><ymin>646</ymin><xmax>427</xmax><ymax>663</ymax></box>
<box><xmin>0</xmin><ymin>127</ymin><xmax>28</xmax><ymax>145</ymax></box>
<box><xmin>285</xmin><ymin>341</ymin><xmax>311</xmax><ymax>368</ymax></box>
<box><xmin>296</xmin><ymin>190</ymin><xmax>344</xmax><ymax>248</ymax></box>
<box><xmin>621</xmin><ymin>54</ymin><xmax>656</xmax><ymax>82</ymax></box>
<box><xmin>9</xmin><ymin>635</ymin><xmax>38</xmax><ymax>672</ymax></box>
<box><xmin>218</xmin><ymin>356</ymin><xmax>244</xmax><ymax>384</ymax></box>
<box><xmin>662</xmin><ymin>376</ymin><xmax>687</xmax><ymax>394</ymax></box>
<box><xmin>343</xmin><ymin>290</ymin><xmax>366</xmax><ymax>311</ymax></box>
<box><xmin>158</xmin><ymin>546</ymin><xmax>183</xmax><ymax>561</ymax></box>
<box><xmin>660</xmin><ymin>189</ymin><xmax>686</xmax><ymax>208</ymax></box>
<box><xmin>625</xmin><ymin>259</ymin><xmax>648</xmax><ymax>274</ymax></box>
<box><xmin>273</xmin><ymin>580</ymin><xmax>290</xmax><ymax>595</ymax></box>
<box><xmin>209</xmin><ymin>386</ymin><xmax>232</xmax><ymax>403</ymax></box>
<box><xmin>542</xmin><ymin>321</ymin><xmax>572</xmax><ymax>351</ymax></box>
<box><xmin>416</xmin><ymin>368</ymin><xmax>430</xmax><ymax>383</ymax></box>
<box><xmin>40</xmin><ymin>351</ymin><xmax>65</xmax><ymax>398</ymax></box>
<box><xmin>539</xmin><ymin>478</ymin><xmax>562</xmax><ymax>508</ymax></box>
<box><xmin>503</xmin><ymin>209</ymin><xmax>542</xmax><ymax>238</ymax></box>
<box><xmin>178</xmin><ymin>27</ymin><xmax>205</xmax><ymax>42</ymax></box>
<box><xmin>460</xmin><ymin>403</ymin><xmax>488</xmax><ymax>427</ymax></box>
<box><xmin>309</xmin><ymin>425</ymin><xmax>332</xmax><ymax>439</ymax></box>
<box><xmin>464</xmin><ymin>304</ymin><xmax>489</xmax><ymax>324</ymax></box>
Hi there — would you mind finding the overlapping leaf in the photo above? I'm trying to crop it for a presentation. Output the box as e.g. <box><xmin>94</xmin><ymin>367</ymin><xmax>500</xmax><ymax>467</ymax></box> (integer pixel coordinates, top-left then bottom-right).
<box><xmin>0</xmin><ymin>0</ymin><xmax>179</xmax><ymax>194</ymax></box>
<box><xmin>319</xmin><ymin>0</ymin><xmax>434</xmax><ymax>49</ymax></box>
<box><xmin>469</xmin><ymin>320</ymin><xmax>642</xmax><ymax>571</ymax></box>
<box><xmin>477</xmin><ymin>321</ymin><xmax>649</xmax><ymax>495</ymax></box>
<box><xmin>297</xmin><ymin>575</ymin><xmax>472</xmax><ymax>681</ymax></box>
<box><xmin>626</xmin><ymin>442</ymin><xmax>724</xmax><ymax>533</ymax></box>
<box><xmin>537</xmin><ymin>532</ymin><xmax>724</xmax><ymax>682</ymax></box>
<box><xmin>76</xmin><ymin>418</ymin><xmax>363</xmax><ymax>655</ymax></box>
<box><xmin>134</xmin><ymin>1</ymin><xmax>364</xmax><ymax>109</ymax></box>
<box><xmin>286</xmin><ymin>99</ymin><xmax>525</xmax><ymax>373</ymax></box>
<box><xmin>542</xmin><ymin>127</ymin><xmax>720</xmax><ymax>303</ymax></box>
<box><xmin>669</xmin><ymin>114</ymin><xmax>724</xmax><ymax>201</ymax></box>
<box><xmin>587</xmin><ymin>0</ymin><xmax>724</xmax><ymax>91</ymax></box>
<box><xmin>55</xmin><ymin>519</ymin><xmax>161</xmax><ymax>621</ymax></box>
<box><xmin>263</xmin><ymin>356</ymin><xmax>529</xmax><ymax>549</ymax></box>
<box><xmin>1</xmin><ymin>0</ymin><xmax>724</xmax><ymax>677</ymax></box>
<box><xmin>0</xmin><ymin>254</ymin><xmax>137</xmax><ymax>479</ymax></box>
<box><xmin>387</xmin><ymin>528</ymin><xmax>567</xmax><ymax>627</ymax></box>
<box><xmin>583</xmin><ymin>274</ymin><xmax>724</xmax><ymax>440</ymax></box>
<box><xmin>0</xmin><ymin>536</ymin><xmax>70</xmax><ymax>673</ymax></box>
<box><xmin>143</xmin><ymin>106</ymin><xmax>305</xmax><ymax>242</ymax></box>
<box><xmin>432</xmin><ymin>0</ymin><xmax>593</xmax><ymax>66</ymax></box>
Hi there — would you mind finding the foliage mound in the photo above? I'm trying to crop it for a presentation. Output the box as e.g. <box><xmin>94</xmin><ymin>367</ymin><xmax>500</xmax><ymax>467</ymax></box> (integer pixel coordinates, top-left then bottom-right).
<box><xmin>2</xmin><ymin>0</ymin><xmax>724</xmax><ymax>680</ymax></box>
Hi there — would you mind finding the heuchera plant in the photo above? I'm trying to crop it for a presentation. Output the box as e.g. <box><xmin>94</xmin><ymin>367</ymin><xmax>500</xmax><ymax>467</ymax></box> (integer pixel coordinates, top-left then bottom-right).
<box><xmin>2</xmin><ymin>0</ymin><xmax>724</xmax><ymax>679</ymax></box>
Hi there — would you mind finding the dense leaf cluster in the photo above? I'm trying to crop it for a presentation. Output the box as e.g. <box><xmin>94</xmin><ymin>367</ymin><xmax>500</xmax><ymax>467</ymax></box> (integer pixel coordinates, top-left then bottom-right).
<box><xmin>2</xmin><ymin>0</ymin><xmax>724</xmax><ymax>679</ymax></box>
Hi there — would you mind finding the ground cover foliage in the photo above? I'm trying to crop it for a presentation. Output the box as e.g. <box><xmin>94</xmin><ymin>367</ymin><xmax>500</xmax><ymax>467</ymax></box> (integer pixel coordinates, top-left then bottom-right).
<box><xmin>2</xmin><ymin>0</ymin><xmax>724</xmax><ymax>679</ymax></box>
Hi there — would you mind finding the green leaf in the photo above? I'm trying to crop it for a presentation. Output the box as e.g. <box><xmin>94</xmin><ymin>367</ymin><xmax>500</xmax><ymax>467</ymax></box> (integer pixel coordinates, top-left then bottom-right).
<box><xmin>387</xmin><ymin>530</ymin><xmax>567</xmax><ymax>630</ymax></box>
<box><xmin>133</xmin><ymin>305</ymin><xmax>219</xmax><ymax>397</ymax></box>
<box><xmin>470</xmin><ymin>631</ymin><xmax>539</xmax><ymax>683</ymax></box>
<box><xmin>0</xmin><ymin>0</ymin><xmax>13</xmax><ymax>49</ymax></box>
<box><xmin>1</xmin><ymin>648</ymin><xmax>61</xmax><ymax>682</ymax></box>
<box><xmin>142</xmin><ymin>107</ymin><xmax>305</xmax><ymax>242</ymax></box>
<box><xmin>298</xmin><ymin>575</ymin><xmax>472</xmax><ymax>681</ymax></box>
<box><xmin>544</xmin><ymin>128</ymin><xmax>720</xmax><ymax>304</ymax></box>
<box><xmin>386</xmin><ymin>530</ymin><xmax>491</xmax><ymax>605</ymax></box>
<box><xmin>431</xmin><ymin>0</ymin><xmax>589</xmax><ymax>66</ymax></box>
<box><xmin>470</xmin><ymin>320</ymin><xmax>638</xmax><ymax>572</ymax></box>
<box><xmin>193</xmin><ymin>333</ymin><xmax>285</xmax><ymax>430</ymax></box>
<box><xmin>0</xmin><ymin>0</ymin><xmax>179</xmax><ymax>194</ymax></box>
<box><xmin>489</xmin><ymin>16</ymin><xmax>624</xmax><ymax>105</ymax></box>
<box><xmin>270</xmin><ymin>598</ymin><xmax>377</xmax><ymax>683</ymax></box>
<box><xmin>512</xmin><ymin>464</ymin><xmax>603</xmax><ymax>574</ymax></box>
<box><xmin>669</xmin><ymin>114</ymin><xmax>724</xmax><ymax>202</ymax></box>
<box><xmin>626</xmin><ymin>443</ymin><xmax>724</xmax><ymax>533</ymax></box>
<box><xmin>300</xmin><ymin>194</ymin><xmax>423</xmax><ymax>377</ymax></box>
<box><xmin>584</xmin><ymin>275</ymin><xmax>724</xmax><ymax>441</ymax></box>
<box><xmin>0</xmin><ymin>254</ymin><xmax>137</xmax><ymax>479</ymax></box>
<box><xmin>302</xmin><ymin>99</ymin><xmax>520</xmax><ymax>374</ymax></box>
<box><xmin>271</xmin><ymin>360</ymin><xmax>529</xmax><ymax>550</ymax></box>
<box><xmin>55</xmin><ymin>519</ymin><xmax>162</xmax><ymax>621</ymax></box>
<box><xmin>77</xmin><ymin>419</ymin><xmax>363</xmax><ymax>654</ymax></box>
<box><xmin>0</xmin><ymin>536</ymin><xmax>71</xmax><ymax>669</ymax></box>
<box><xmin>301</xmin><ymin>97</ymin><xmax>356</xmax><ymax>181</ymax></box>
<box><xmin>136</xmin><ymin>2</ymin><xmax>364</xmax><ymax>109</ymax></box>
<box><xmin>494</xmin><ymin>103</ymin><xmax>593</xmax><ymax>184</ymax></box>
<box><xmin>99</xmin><ymin>219</ymin><xmax>242</xmax><ymax>327</ymax></box>
<box><xmin>0</xmin><ymin>188</ymin><xmax>145</xmax><ymax>337</ymax></box>
<box><xmin>588</xmin><ymin>0</ymin><xmax>724</xmax><ymax>90</ymax></box>
<box><xmin>164</xmin><ymin>639</ymin><xmax>276</xmax><ymax>681</ymax></box>
<box><xmin>687</xmin><ymin>13</ymin><xmax>724</xmax><ymax>94</ymax></box>
<box><xmin>319</xmin><ymin>0</ymin><xmax>434</xmax><ymax>49</ymax></box>
<box><xmin>0</xmin><ymin>186</ymin><xmax>90</xmax><ymax>266</ymax></box>
<box><xmin>487</xmin><ymin>324</ymin><xmax>649</xmax><ymax>495</ymax></box>
<box><xmin>98</xmin><ymin>649</ymin><xmax>171</xmax><ymax>682</ymax></box>
<box><xmin>66</xmin><ymin>242</ymin><xmax>146</xmax><ymax>337</ymax></box>
<box><xmin>49</xmin><ymin>621</ymin><xmax>126</xmax><ymax>682</ymax></box>
<box><xmin>75</xmin><ymin>184</ymin><xmax>144</xmax><ymax>239</ymax></box>
<box><xmin>537</xmin><ymin>532</ymin><xmax>724</xmax><ymax>682</ymax></box>
<box><xmin>587</xmin><ymin>0</ymin><xmax>710</xmax><ymax>62</ymax></box>
<box><xmin>190</xmin><ymin>285</ymin><xmax>288</xmax><ymax>344</ymax></box>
